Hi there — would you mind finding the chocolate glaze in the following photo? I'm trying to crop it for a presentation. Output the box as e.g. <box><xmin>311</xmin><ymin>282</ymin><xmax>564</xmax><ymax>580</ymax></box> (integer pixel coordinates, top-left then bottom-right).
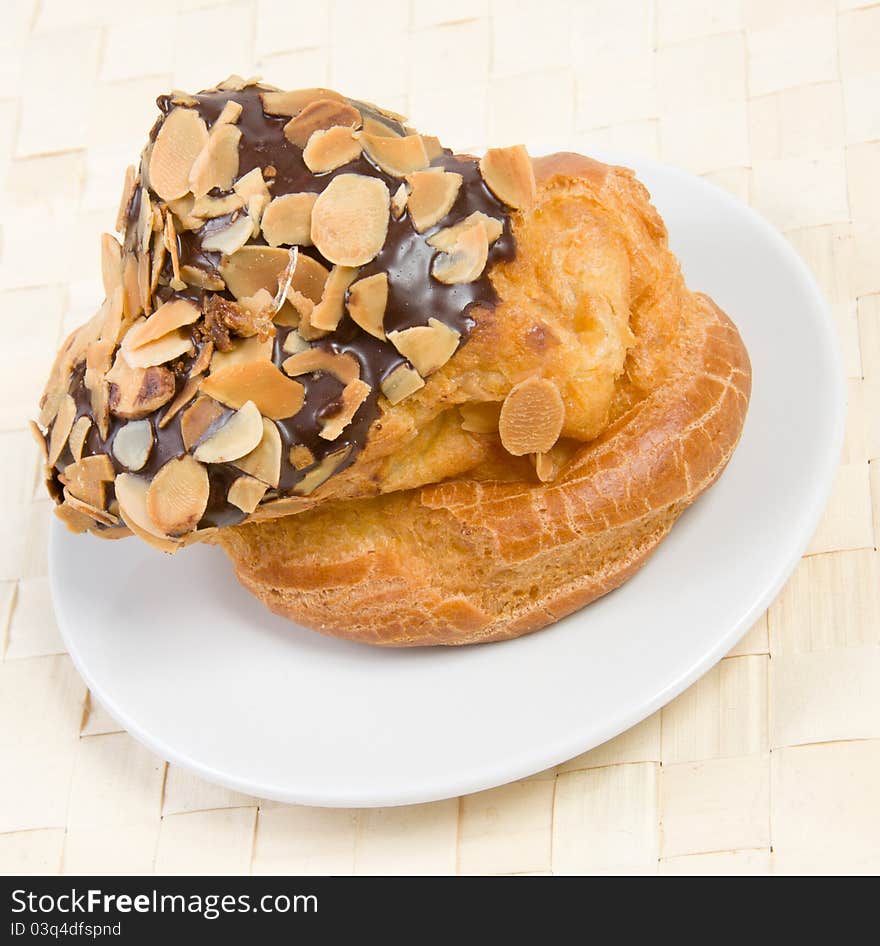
<box><xmin>46</xmin><ymin>84</ymin><xmax>515</xmax><ymax>532</ymax></box>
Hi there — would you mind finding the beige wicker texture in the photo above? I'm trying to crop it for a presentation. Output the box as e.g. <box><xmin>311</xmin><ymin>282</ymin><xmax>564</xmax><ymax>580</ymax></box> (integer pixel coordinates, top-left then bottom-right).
<box><xmin>1</xmin><ymin>0</ymin><xmax>878</xmax><ymax>876</ymax></box>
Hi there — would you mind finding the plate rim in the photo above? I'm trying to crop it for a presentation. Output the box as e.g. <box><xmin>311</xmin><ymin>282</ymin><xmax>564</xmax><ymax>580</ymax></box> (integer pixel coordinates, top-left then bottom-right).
<box><xmin>49</xmin><ymin>153</ymin><xmax>847</xmax><ymax>807</ymax></box>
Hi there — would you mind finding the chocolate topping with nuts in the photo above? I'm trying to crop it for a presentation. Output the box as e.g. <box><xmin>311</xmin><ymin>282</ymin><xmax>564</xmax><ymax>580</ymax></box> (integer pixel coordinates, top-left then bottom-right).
<box><xmin>37</xmin><ymin>77</ymin><xmax>526</xmax><ymax>548</ymax></box>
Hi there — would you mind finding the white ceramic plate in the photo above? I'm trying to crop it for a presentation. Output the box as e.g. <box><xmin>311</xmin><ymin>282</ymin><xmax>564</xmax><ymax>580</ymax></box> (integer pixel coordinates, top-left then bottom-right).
<box><xmin>50</xmin><ymin>154</ymin><xmax>845</xmax><ymax>807</ymax></box>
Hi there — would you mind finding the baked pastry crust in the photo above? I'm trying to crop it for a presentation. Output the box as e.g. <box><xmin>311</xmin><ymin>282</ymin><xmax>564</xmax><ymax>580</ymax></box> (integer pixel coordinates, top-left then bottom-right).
<box><xmin>218</xmin><ymin>153</ymin><xmax>752</xmax><ymax>645</ymax></box>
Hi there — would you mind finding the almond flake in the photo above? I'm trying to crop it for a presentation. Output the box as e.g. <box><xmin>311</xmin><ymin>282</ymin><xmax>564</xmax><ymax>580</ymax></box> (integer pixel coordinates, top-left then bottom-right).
<box><xmin>459</xmin><ymin>402</ymin><xmax>501</xmax><ymax>434</ymax></box>
<box><xmin>190</xmin><ymin>342</ymin><xmax>214</xmax><ymax>378</ymax></box>
<box><xmin>309</xmin><ymin>265</ymin><xmax>359</xmax><ymax>331</ymax></box>
<box><xmin>422</xmin><ymin>135</ymin><xmax>444</xmax><ymax>160</ymax></box>
<box><xmin>189</xmin><ymin>123</ymin><xmax>242</xmax><ymax>198</ymax></box>
<box><xmin>60</xmin><ymin>454</ymin><xmax>114</xmax><ymax>509</ymax></box>
<box><xmin>387</xmin><ymin>318</ymin><xmax>460</xmax><ymax>376</ymax></box>
<box><xmin>361</xmin><ymin>115</ymin><xmax>401</xmax><ymax>138</ymax></box>
<box><xmin>406</xmin><ymin>169</ymin><xmax>462</xmax><ymax>232</ymax></box>
<box><xmin>310</xmin><ymin>174</ymin><xmax>389</xmax><ymax>267</ymax></box>
<box><xmin>54</xmin><ymin>502</ymin><xmax>94</xmax><ymax>535</ymax></box>
<box><xmin>429</xmin><ymin>216</ymin><xmax>489</xmax><ymax>284</ymax></box>
<box><xmin>227</xmin><ymin>475</ymin><xmax>268</xmax><ymax>514</ymax></box>
<box><xmin>261</xmin><ymin>193</ymin><xmax>317</xmax><ymax>248</ymax></box>
<box><xmin>282</xmin><ymin>348</ymin><xmax>360</xmax><ymax>384</ymax></box>
<box><xmin>114</xmin><ymin>473</ymin><xmax>181</xmax><ymax>552</ymax></box>
<box><xmin>214</xmin><ymin>100</ymin><xmax>243</xmax><ymax>126</ymax></box>
<box><xmin>479</xmin><ymin>145</ymin><xmax>536</xmax><ymax>210</ymax></box>
<box><xmin>284</xmin><ymin>99</ymin><xmax>362</xmax><ymax>148</ymax></box>
<box><xmin>150</xmin><ymin>228</ymin><xmax>167</xmax><ymax>292</ymax></box>
<box><xmin>210</xmin><ymin>333</ymin><xmax>273</xmax><ymax>374</ymax></box>
<box><xmin>360</xmin><ymin>132</ymin><xmax>429</xmax><ymax>176</ymax></box>
<box><xmin>116</xmin><ymin>165</ymin><xmax>137</xmax><ymax>234</ymax></box>
<box><xmin>380</xmin><ymin>363</ymin><xmax>425</xmax><ymax>405</ymax></box>
<box><xmin>63</xmin><ymin>490</ymin><xmax>119</xmax><ymax>528</ymax></box>
<box><xmin>149</xmin><ymin>107</ymin><xmax>209</xmax><ymax>201</ymax></box>
<box><xmin>68</xmin><ymin>416</ymin><xmax>92</xmax><ymax>463</ymax></box>
<box><xmin>193</xmin><ymin>400</ymin><xmax>264</xmax><ymax>463</ymax></box>
<box><xmin>127</xmin><ymin>298</ymin><xmax>200</xmax><ymax>349</ymax></box>
<box><xmin>158</xmin><ymin>375</ymin><xmax>201</xmax><ymax>429</ymax></box>
<box><xmin>427</xmin><ymin>211</ymin><xmax>503</xmax><ymax>250</ymax></box>
<box><xmin>191</xmin><ymin>193</ymin><xmax>245</xmax><ymax>219</ymax></box>
<box><xmin>107</xmin><ymin>352</ymin><xmax>175</xmax><ymax>419</ymax></box>
<box><xmin>201</xmin><ymin>361</ymin><xmax>305</xmax><ymax>420</ymax></box>
<box><xmin>123</xmin><ymin>253</ymin><xmax>142</xmax><ymax>320</ymax></box>
<box><xmin>201</xmin><ymin>213</ymin><xmax>253</xmax><ymax>255</ymax></box>
<box><xmin>233</xmin><ymin>417</ymin><xmax>281</xmax><ymax>487</ymax></box>
<box><xmin>146</xmin><ymin>455</ymin><xmax>209</xmax><ymax>536</ymax></box>
<box><xmin>47</xmin><ymin>395</ymin><xmax>77</xmax><ymax>467</ymax></box>
<box><xmin>289</xmin><ymin>253</ymin><xmax>330</xmax><ymax>303</ymax></box>
<box><xmin>293</xmin><ymin>445</ymin><xmax>351</xmax><ymax>495</ymax></box>
<box><xmin>390</xmin><ymin>182</ymin><xmax>408</xmax><ymax>219</ymax></box>
<box><xmin>101</xmin><ymin>233</ymin><xmax>123</xmax><ymax>296</ymax></box>
<box><xmin>121</xmin><ymin>324</ymin><xmax>193</xmax><ymax>369</ymax></box>
<box><xmin>282</xmin><ymin>332</ymin><xmax>309</xmax><ymax>355</ymax></box>
<box><xmin>179</xmin><ymin>265</ymin><xmax>225</xmax><ymax>291</ymax></box>
<box><xmin>181</xmin><ymin>395</ymin><xmax>227</xmax><ymax>451</ymax></box>
<box><xmin>232</xmin><ymin>167</ymin><xmax>270</xmax><ymax>203</ymax></box>
<box><xmin>346</xmin><ymin>272</ymin><xmax>388</xmax><ymax>339</ymax></box>
<box><xmin>319</xmin><ymin>379</ymin><xmax>370</xmax><ymax>440</ymax></box>
<box><xmin>112</xmin><ymin>419</ymin><xmax>154</xmax><ymax>471</ymax></box>
<box><xmin>219</xmin><ymin>246</ymin><xmax>290</xmax><ymax>300</ymax></box>
<box><xmin>166</xmin><ymin>194</ymin><xmax>203</xmax><ymax>231</ymax></box>
<box><xmin>303</xmin><ymin>125</ymin><xmax>362</xmax><ymax>173</ymax></box>
<box><xmin>289</xmin><ymin>444</ymin><xmax>315</xmax><ymax>470</ymax></box>
<box><xmin>533</xmin><ymin>451</ymin><xmax>560</xmax><ymax>483</ymax></box>
<box><xmin>260</xmin><ymin>88</ymin><xmax>347</xmax><ymax>117</ymax></box>
<box><xmin>498</xmin><ymin>377</ymin><xmax>565</xmax><ymax>456</ymax></box>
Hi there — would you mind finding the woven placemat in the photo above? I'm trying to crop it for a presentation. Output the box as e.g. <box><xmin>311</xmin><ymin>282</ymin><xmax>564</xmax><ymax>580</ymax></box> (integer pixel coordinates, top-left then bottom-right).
<box><xmin>1</xmin><ymin>0</ymin><xmax>878</xmax><ymax>875</ymax></box>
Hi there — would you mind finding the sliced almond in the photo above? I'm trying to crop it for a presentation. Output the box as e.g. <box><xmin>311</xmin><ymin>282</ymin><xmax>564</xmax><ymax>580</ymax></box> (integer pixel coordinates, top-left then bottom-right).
<box><xmin>390</xmin><ymin>182</ymin><xmax>407</xmax><ymax>219</ymax></box>
<box><xmin>122</xmin><ymin>253</ymin><xmax>142</xmax><ymax>320</ymax></box>
<box><xmin>99</xmin><ymin>287</ymin><xmax>125</xmax><ymax>346</ymax></box>
<box><xmin>149</xmin><ymin>107</ymin><xmax>209</xmax><ymax>201</ymax></box>
<box><xmin>479</xmin><ymin>145</ymin><xmax>536</xmax><ymax>209</ymax></box>
<box><xmin>201</xmin><ymin>361</ymin><xmax>305</xmax><ymax>420</ymax></box>
<box><xmin>289</xmin><ymin>444</ymin><xmax>315</xmax><ymax>470</ymax></box>
<box><xmin>193</xmin><ymin>400</ymin><xmax>264</xmax><ymax>463</ymax></box>
<box><xmin>406</xmin><ymin>170</ymin><xmax>462</xmax><ymax>232</ymax></box>
<box><xmin>214</xmin><ymin>100</ymin><xmax>243</xmax><ymax>126</ymax></box>
<box><xmin>189</xmin><ymin>341</ymin><xmax>214</xmax><ymax>378</ymax></box>
<box><xmin>146</xmin><ymin>455</ymin><xmax>209</xmax><ymax>536</ymax></box>
<box><xmin>101</xmin><ymin>233</ymin><xmax>123</xmax><ymax>296</ymax></box>
<box><xmin>116</xmin><ymin>164</ymin><xmax>136</xmax><ymax>234</ymax></box>
<box><xmin>362</xmin><ymin>115</ymin><xmax>401</xmax><ymax>138</ymax></box>
<box><xmin>233</xmin><ymin>417</ymin><xmax>281</xmax><ymax>487</ymax></box>
<box><xmin>181</xmin><ymin>395</ymin><xmax>227</xmax><ymax>451</ymax></box>
<box><xmin>261</xmin><ymin>88</ymin><xmax>348</xmax><ymax>117</ymax></box>
<box><xmin>54</xmin><ymin>502</ymin><xmax>93</xmax><ymax>535</ymax></box>
<box><xmin>282</xmin><ymin>348</ymin><xmax>360</xmax><ymax>384</ymax></box>
<box><xmin>498</xmin><ymin>377</ymin><xmax>565</xmax><ymax>456</ymax></box>
<box><xmin>127</xmin><ymin>298</ymin><xmax>200</xmax><ymax>349</ymax></box>
<box><xmin>232</xmin><ymin>167</ymin><xmax>270</xmax><ymax>203</ymax></box>
<box><xmin>284</xmin><ymin>99</ymin><xmax>362</xmax><ymax>148</ymax></box>
<box><xmin>311</xmin><ymin>173</ymin><xmax>389</xmax><ymax>266</ymax></box>
<box><xmin>189</xmin><ymin>123</ymin><xmax>242</xmax><ymax>198</ymax></box>
<box><xmin>427</xmin><ymin>210</ymin><xmax>503</xmax><ymax>250</ymax></box>
<box><xmin>533</xmin><ymin>451</ymin><xmax>560</xmax><ymax>483</ymax></box>
<box><xmin>67</xmin><ymin>416</ymin><xmax>92</xmax><ymax>463</ymax></box>
<box><xmin>429</xmin><ymin>216</ymin><xmax>489</xmax><ymax>284</ymax></box>
<box><xmin>121</xmin><ymin>324</ymin><xmax>193</xmax><ymax>369</ymax></box>
<box><xmin>63</xmin><ymin>490</ymin><xmax>119</xmax><ymax>528</ymax></box>
<box><xmin>60</xmin><ymin>454</ymin><xmax>114</xmax><ymax>509</ymax></box>
<box><xmin>282</xmin><ymin>331</ymin><xmax>309</xmax><ymax>355</ymax></box>
<box><xmin>191</xmin><ymin>192</ymin><xmax>245</xmax><ymax>219</ymax></box>
<box><xmin>303</xmin><ymin>125</ymin><xmax>362</xmax><ymax>173</ymax></box>
<box><xmin>293</xmin><ymin>445</ymin><xmax>351</xmax><ymax>495</ymax></box>
<box><xmin>380</xmin><ymin>363</ymin><xmax>424</xmax><ymax>405</ymax></box>
<box><xmin>219</xmin><ymin>245</ymin><xmax>291</xmax><ymax>300</ymax></box>
<box><xmin>309</xmin><ymin>264</ymin><xmax>359</xmax><ymax>331</ymax></box>
<box><xmin>166</xmin><ymin>193</ymin><xmax>202</xmax><ymax>230</ymax></box>
<box><xmin>320</xmin><ymin>379</ymin><xmax>370</xmax><ymax>440</ymax></box>
<box><xmin>289</xmin><ymin>253</ymin><xmax>330</xmax><ymax>303</ymax></box>
<box><xmin>47</xmin><ymin>395</ymin><xmax>77</xmax><ymax>467</ymax></box>
<box><xmin>107</xmin><ymin>353</ymin><xmax>175</xmax><ymax>419</ymax></box>
<box><xmin>346</xmin><ymin>272</ymin><xmax>387</xmax><ymax>339</ymax></box>
<box><xmin>115</xmin><ymin>473</ymin><xmax>180</xmax><ymax>551</ymax></box>
<box><xmin>201</xmin><ymin>213</ymin><xmax>253</xmax><ymax>255</ymax></box>
<box><xmin>227</xmin><ymin>475</ymin><xmax>268</xmax><ymax>514</ymax></box>
<box><xmin>210</xmin><ymin>333</ymin><xmax>273</xmax><ymax>373</ymax></box>
<box><xmin>179</xmin><ymin>264</ymin><xmax>225</xmax><ymax>291</ymax></box>
<box><xmin>360</xmin><ymin>132</ymin><xmax>429</xmax><ymax>176</ymax></box>
<box><xmin>150</xmin><ymin>226</ymin><xmax>168</xmax><ymax>292</ymax></box>
<box><xmin>159</xmin><ymin>375</ymin><xmax>201</xmax><ymax>429</ymax></box>
<box><xmin>261</xmin><ymin>193</ymin><xmax>317</xmax><ymax>248</ymax></box>
<box><xmin>112</xmin><ymin>419</ymin><xmax>154</xmax><ymax>471</ymax></box>
<box><xmin>459</xmin><ymin>401</ymin><xmax>502</xmax><ymax>434</ymax></box>
<box><xmin>422</xmin><ymin>135</ymin><xmax>444</xmax><ymax>160</ymax></box>
<box><xmin>387</xmin><ymin>318</ymin><xmax>460</xmax><ymax>376</ymax></box>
